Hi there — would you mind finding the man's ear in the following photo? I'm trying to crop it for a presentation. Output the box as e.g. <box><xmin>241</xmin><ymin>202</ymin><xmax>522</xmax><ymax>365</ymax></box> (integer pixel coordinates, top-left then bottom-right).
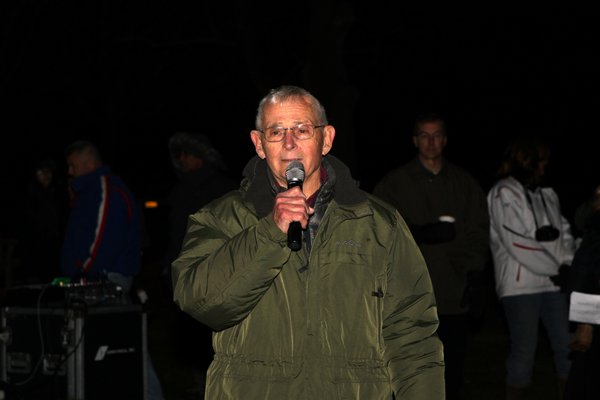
<box><xmin>250</xmin><ymin>130</ymin><xmax>266</xmax><ymax>159</ymax></box>
<box><xmin>321</xmin><ymin>125</ymin><xmax>335</xmax><ymax>156</ymax></box>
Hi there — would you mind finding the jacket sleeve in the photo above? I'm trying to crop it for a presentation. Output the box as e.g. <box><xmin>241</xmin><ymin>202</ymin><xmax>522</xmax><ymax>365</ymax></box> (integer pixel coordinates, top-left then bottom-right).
<box><xmin>447</xmin><ymin>177</ymin><xmax>490</xmax><ymax>275</ymax></box>
<box><xmin>558</xmin><ymin>213</ymin><xmax>576</xmax><ymax>266</ymax></box>
<box><xmin>171</xmin><ymin>206</ymin><xmax>292</xmax><ymax>331</ymax></box>
<box><xmin>60</xmin><ymin>189</ymin><xmax>102</xmax><ymax>278</ymax></box>
<box><xmin>488</xmin><ymin>185</ymin><xmax>562</xmax><ymax>276</ymax></box>
<box><xmin>568</xmin><ymin>217</ymin><xmax>600</xmax><ymax>294</ymax></box>
<box><xmin>384</xmin><ymin>213</ymin><xmax>445</xmax><ymax>399</ymax></box>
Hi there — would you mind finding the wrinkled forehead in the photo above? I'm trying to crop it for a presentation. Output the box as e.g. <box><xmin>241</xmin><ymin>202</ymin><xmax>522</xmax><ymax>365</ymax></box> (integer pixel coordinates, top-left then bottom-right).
<box><xmin>263</xmin><ymin>99</ymin><xmax>317</xmax><ymax>125</ymax></box>
<box><xmin>416</xmin><ymin>120</ymin><xmax>445</xmax><ymax>135</ymax></box>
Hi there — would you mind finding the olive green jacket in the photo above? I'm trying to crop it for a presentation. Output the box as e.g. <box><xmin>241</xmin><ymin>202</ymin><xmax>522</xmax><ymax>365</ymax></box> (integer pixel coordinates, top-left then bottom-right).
<box><xmin>172</xmin><ymin>156</ymin><xmax>444</xmax><ymax>399</ymax></box>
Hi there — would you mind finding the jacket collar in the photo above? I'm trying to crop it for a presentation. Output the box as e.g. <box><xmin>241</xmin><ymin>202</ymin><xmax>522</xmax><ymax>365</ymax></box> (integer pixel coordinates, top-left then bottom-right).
<box><xmin>70</xmin><ymin>165</ymin><xmax>111</xmax><ymax>193</ymax></box>
<box><xmin>241</xmin><ymin>155</ymin><xmax>366</xmax><ymax>218</ymax></box>
<box><xmin>411</xmin><ymin>156</ymin><xmax>447</xmax><ymax>178</ymax></box>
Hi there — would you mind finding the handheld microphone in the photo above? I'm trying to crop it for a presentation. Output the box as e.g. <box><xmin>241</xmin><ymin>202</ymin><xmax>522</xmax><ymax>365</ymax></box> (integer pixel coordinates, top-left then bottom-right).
<box><xmin>285</xmin><ymin>161</ymin><xmax>305</xmax><ymax>251</ymax></box>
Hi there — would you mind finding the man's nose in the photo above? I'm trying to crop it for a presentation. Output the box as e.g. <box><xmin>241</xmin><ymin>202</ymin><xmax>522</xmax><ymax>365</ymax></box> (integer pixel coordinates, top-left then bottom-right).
<box><xmin>283</xmin><ymin>129</ymin><xmax>297</xmax><ymax>146</ymax></box>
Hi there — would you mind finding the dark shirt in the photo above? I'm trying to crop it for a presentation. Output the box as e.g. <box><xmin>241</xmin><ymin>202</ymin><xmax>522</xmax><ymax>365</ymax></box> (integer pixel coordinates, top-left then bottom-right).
<box><xmin>569</xmin><ymin>213</ymin><xmax>600</xmax><ymax>296</ymax></box>
<box><xmin>164</xmin><ymin>166</ymin><xmax>238</xmax><ymax>269</ymax></box>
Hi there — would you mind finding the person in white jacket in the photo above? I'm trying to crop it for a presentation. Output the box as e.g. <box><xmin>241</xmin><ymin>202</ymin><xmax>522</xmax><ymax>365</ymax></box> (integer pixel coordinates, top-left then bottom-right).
<box><xmin>487</xmin><ymin>136</ymin><xmax>575</xmax><ymax>400</ymax></box>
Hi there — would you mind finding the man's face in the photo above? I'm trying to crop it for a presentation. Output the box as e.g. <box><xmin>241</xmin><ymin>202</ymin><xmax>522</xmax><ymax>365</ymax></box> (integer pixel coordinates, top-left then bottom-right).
<box><xmin>35</xmin><ymin>167</ymin><xmax>53</xmax><ymax>187</ymax></box>
<box><xmin>178</xmin><ymin>152</ymin><xmax>203</xmax><ymax>173</ymax></box>
<box><xmin>413</xmin><ymin>121</ymin><xmax>447</xmax><ymax>161</ymax></box>
<box><xmin>66</xmin><ymin>152</ymin><xmax>95</xmax><ymax>178</ymax></box>
<box><xmin>250</xmin><ymin>98</ymin><xmax>335</xmax><ymax>191</ymax></box>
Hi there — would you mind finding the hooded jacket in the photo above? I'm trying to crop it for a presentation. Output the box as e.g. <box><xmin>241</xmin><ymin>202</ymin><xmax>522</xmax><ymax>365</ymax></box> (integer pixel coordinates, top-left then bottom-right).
<box><xmin>172</xmin><ymin>155</ymin><xmax>444</xmax><ymax>399</ymax></box>
<box><xmin>488</xmin><ymin>176</ymin><xmax>575</xmax><ymax>298</ymax></box>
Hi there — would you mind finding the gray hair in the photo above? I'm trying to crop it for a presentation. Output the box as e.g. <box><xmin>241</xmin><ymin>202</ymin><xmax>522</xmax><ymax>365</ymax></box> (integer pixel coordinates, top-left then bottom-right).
<box><xmin>255</xmin><ymin>85</ymin><xmax>328</xmax><ymax>131</ymax></box>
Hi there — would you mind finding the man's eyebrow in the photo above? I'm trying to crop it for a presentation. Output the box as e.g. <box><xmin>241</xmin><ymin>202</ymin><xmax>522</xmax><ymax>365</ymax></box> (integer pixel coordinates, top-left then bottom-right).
<box><xmin>418</xmin><ymin>130</ymin><xmax>444</xmax><ymax>135</ymax></box>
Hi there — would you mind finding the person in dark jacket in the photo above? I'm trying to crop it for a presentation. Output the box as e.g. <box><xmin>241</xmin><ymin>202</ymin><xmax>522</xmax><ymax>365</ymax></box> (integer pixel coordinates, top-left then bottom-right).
<box><xmin>163</xmin><ymin>131</ymin><xmax>238</xmax><ymax>278</ymax></box>
<box><xmin>373</xmin><ymin>113</ymin><xmax>490</xmax><ymax>400</ymax></box>
<box><xmin>22</xmin><ymin>157</ymin><xmax>69</xmax><ymax>284</ymax></box>
<box><xmin>163</xmin><ymin>132</ymin><xmax>239</xmax><ymax>397</ymax></box>
<box><xmin>565</xmin><ymin>184</ymin><xmax>600</xmax><ymax>400</ymax></box>
<box><xmin>171</xmin><ymin>85</ymin><xmax>444</xmax><ymax>399</ymax></box>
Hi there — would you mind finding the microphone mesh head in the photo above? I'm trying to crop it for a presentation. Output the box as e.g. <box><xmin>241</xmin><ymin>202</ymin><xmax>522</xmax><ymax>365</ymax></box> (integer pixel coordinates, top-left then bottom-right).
<box><xmin>285</xmin><ymin>161</ymin><xmax>305</xmax><ymax>184</ymax></box>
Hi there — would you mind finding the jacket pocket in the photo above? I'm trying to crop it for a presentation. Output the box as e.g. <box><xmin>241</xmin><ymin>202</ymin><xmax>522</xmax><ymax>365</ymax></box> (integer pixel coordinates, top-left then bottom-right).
<box><xmin>328</xmin><ymin>360</ymin><xmax>391</xmax><ymax>400</ymax></box>
<box><xmin>328</xmin><ymin>359</ymin><xmax>389</xmax><ymax>383</ymax></box>
<box><xmin>210</xmin><ymin>353</ymin><xmax>302</xmax><ymax>382</ymax></box>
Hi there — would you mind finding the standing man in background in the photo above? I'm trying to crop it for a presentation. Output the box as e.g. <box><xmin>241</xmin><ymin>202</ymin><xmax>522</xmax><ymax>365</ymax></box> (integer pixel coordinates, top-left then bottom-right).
<box><xmin>163</xmin><ymin>132</ymin><xmax>238</xmax><ymax>280</ymax></box>
<box><xmin>373</xmin><ymin>113</ymin><xmax>490</xmax><ymax>400</ymax></box>
<box><xmin>163</xmin><ymin>132</ymin><xmax>238</xmax><ymax>397</ymax></box>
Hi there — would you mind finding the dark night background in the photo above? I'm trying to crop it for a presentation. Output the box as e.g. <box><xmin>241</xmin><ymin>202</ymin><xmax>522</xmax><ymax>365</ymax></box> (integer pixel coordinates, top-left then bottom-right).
<box><xmin>1</xmin><ymin>4</ymin><xmax>599</xmax><ymax>238</ymax></box>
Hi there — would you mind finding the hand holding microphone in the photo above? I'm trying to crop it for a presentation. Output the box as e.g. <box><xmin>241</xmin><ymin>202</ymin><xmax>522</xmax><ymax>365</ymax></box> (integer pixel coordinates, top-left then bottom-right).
<box><xmin>272</xmin><ymin>161</ymin><xmax>314</xmax><ymax>251</ymax></box>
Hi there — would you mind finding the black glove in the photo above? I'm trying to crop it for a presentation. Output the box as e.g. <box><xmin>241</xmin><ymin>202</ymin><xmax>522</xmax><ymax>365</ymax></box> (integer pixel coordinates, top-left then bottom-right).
<box><xmin>550</xmin><ymin>264</ymin><xmax>570</xmax><ymax>293</ymax></box>
<box><xmin>409</xmin><ymin>221</ymin><xmax>456</xmax><ymax>244</ymax></box>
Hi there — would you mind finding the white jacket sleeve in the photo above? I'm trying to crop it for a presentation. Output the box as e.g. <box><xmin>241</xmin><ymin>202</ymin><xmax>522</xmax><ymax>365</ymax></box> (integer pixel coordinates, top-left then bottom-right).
<box><xmin>557</xmin><ymin>212</ymin><xmax>575</xmax><ymax>266</ymax></box>
<box><xmin>489</xmin><ymin>184</ymin><xmax>561</xmax><ymax>276</ymax></box>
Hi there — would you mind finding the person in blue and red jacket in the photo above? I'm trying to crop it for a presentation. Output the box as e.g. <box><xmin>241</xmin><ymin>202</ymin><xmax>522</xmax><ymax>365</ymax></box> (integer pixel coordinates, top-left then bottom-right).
<box><xmin>60</xmin><ymin>140</ymin><xmax>141</xmax><ymax>290</ymax></box>
<box><xmin>60</xmin><ymin>139</ymin><xmax>165</xmax><ymax>400</ymax></box>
